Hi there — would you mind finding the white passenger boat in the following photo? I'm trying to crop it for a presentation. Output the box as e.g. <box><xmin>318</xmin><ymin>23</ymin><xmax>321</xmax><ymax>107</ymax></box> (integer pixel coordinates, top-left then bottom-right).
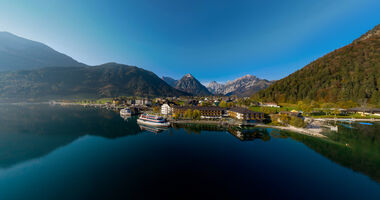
<box><xmin>137</xmin><ymin>114</ymin><xmax>170</xmax><ymax>127</ymax></box>
<box><xmin>120</xmin><ymin>108</ymin><xmax>132</xmax><ymax>116</ymax></box>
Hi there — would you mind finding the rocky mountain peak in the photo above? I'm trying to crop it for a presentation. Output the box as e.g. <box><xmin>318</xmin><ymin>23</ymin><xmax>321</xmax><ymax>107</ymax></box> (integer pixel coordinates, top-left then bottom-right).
<box><xmin>354</xmin><ymin>24</ymin><xmax>380</xmax><ymax>43</ymax></box>
<box><xmin>207</xmin><ymin>74</ymin><xmax>272</xmax><ymax>96</ymax></box>
<box><xmin>184</xmin><ymin>73</ymin><xmax>194</xmax><ymax>78</ymax></box>
<box><xmin>175</xmin><ymin>74</ymin><xmax>211</xmax><ymax>96</ymax></box>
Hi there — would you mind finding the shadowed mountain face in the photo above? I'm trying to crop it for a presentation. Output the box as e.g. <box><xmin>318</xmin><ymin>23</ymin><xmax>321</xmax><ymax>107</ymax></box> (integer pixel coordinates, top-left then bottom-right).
<box><xmin>0</xmin><ymin>32</ymin><xmax>85</xmax><ymax>71</ymax></box>
<box><xmin>255</xmin><ymin>24</ymin><xmax>380</xmax><ymax>104</ymax></box>
<box><xmin>162</xmin><ymin>76</ymin><xmax>178</xmax><ymax>87</ymax></box>
<box><xmin>175</xmin><ymin>74</ymin><xmax>211</xmax><ymax>96</ymax></box>
<box><xmin>0</xmin><ymin>63</ymin><xmax>188</xmax><ymax>101</ymax></box>
<box><xmin>0</xmin><ymin>104</ymin><xmax>142</xmax><ymax>168</ymax></box>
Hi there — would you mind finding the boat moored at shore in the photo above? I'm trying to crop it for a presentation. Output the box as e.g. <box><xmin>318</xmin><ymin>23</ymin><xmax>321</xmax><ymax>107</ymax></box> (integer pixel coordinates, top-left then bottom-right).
<box><xmin>137</xmin><ymin>114</ymin><xmax>170</xmax><ymax>127</ymax></box>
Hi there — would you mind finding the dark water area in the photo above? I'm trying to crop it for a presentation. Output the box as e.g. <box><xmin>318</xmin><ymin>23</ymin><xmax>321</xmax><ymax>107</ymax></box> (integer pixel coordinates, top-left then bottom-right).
<box><xmin>0</xmin><ymin>104</ymin><xmax>379</xmax><ymax>200</ymax></box>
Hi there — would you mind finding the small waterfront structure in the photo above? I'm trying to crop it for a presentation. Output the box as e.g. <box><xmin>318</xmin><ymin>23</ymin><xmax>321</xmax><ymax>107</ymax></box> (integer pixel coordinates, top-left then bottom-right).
<box><xmin>161</xmin><ymin>103</ymin><xmax>173</xmax><ymax>115</ymax></box>
<box><xmin>228</xmin><ymin>107</ymin><xmax>264</xmax><ymax>121</ymax></box>
<box><xmin>346</xmin><ymin>107</ymin><xmax>380</xmax><ymax>116</ymax></box>
<box><xmin>120</xmin><ymin>108</ymin><xmax>132</xmax><ymax>116</ymax></box>
<box><xmin>173</xmin><ymin>106</ymin><xmax>225</xmax><ymax>119</ymax></box>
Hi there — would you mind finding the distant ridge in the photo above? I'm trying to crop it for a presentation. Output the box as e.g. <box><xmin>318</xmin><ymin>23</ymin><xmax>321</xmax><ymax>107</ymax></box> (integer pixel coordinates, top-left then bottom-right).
<box><xmin>207</xmin><ymin>75</ymin><xmax>273</xmax><ymax>97</ymax></box>
<box><xmin>0</xmin><ymin>31</ymin><xmax>85</xmax><ymax>71</ymax></box>
<box><xmin>162</xmin><ymin>76</ymin><xmax>178</xmax><ymax>87</ymax></box>
<box><xmin>254</xmin><ymin>24</ymin><xmax>380</xmax><ymax>105</ymax></box>
<box><xmin>0</xmin><ymin>63</ymin><xmax>188</xmax><ymax>101</ymax></box>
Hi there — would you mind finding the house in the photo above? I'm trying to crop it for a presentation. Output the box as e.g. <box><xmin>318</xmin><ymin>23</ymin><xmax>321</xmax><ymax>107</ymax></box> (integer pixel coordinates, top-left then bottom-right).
<box><xmin>347</xmin><ymin>108</ymin><xmax>380</xmax><ymax>116</ymax></box>
<box><xmin>261</xmin><ymin>102</ymin><xmax>280</xmax><ymax>108</ymax></box>
<box><xmin>126</xmin><ymin>99</ymin><xmax>135</xmax><ymax>105</ymax></box>
<box><xmin>228</xmin><ymin>107</ymin><xmax>264</xmax><ymax>121</ymax></box>
<box><xmin>186</xmin><ymin>99</ymin><xmax>198</xmax><ymax>106</ymax></box>
<box><xmin>173</xmin><ymin>106</ymin><xmax>225</xmax><ymax>119</ymax></box>
<box><xmin>161</xmin><ymin>103</ymin><xmax>173</xmax><ymax>115</ymax></box>
<box><xmin>112</xmin><ymin>98</ymin><xmax>120</xmax><ymax>105</ymax></box>
<box><xmin>135</xmin><ymin>98</ymin><xmax>152</xmax><ymax>106</ymax></box>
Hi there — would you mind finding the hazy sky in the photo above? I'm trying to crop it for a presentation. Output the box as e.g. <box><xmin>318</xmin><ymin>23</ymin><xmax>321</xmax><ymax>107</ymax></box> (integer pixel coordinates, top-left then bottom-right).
<box><xmin>0</xmin><ymin>0</ymin><xmax>379</xmax><ymax>83</ymax></box>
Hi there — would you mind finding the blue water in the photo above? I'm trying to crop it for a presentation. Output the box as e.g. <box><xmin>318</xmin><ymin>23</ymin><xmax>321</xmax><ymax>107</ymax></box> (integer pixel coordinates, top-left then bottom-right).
<box><xmin>0</xmin><ymin>105</ymin><xmax>379</xmax><ymax>199</ymax></box>
<box><xmin>359</xmin><ymin>122</ymin><xmax>373</xmax><ymax>125</ymax></box>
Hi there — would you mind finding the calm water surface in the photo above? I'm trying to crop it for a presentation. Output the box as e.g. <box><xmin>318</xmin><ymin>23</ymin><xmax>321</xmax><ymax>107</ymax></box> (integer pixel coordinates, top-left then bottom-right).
<box><xmin>0</xmin><ymin>104</ymin><xmax>379</xmax><ymax>199</ymax></box>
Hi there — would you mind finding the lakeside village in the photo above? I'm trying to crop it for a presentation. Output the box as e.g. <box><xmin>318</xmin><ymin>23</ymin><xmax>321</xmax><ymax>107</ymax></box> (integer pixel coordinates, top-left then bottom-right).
<box><xmin>55</xmin><ymin>96</ymin><xmax>380</xmax><ymax>138</ymax></box>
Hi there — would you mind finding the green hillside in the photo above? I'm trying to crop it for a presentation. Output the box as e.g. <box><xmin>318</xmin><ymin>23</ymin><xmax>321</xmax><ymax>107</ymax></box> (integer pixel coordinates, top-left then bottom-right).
<box><xmin>254</xmin><ymin>24</ymin><xmax>380</xmax><ymax>106</ymax></box>
<box><xmin>0</xmin><ymin>63</ymin><xmax>187</xmax><ymax>101</ymax></box>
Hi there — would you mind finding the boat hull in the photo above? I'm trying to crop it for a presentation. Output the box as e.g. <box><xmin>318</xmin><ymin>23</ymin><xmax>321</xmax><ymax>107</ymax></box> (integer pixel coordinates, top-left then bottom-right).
<box><xmin>137</xmin><ymin>119</ymin><xmax>170</xmax><ymax>127</ymax></box>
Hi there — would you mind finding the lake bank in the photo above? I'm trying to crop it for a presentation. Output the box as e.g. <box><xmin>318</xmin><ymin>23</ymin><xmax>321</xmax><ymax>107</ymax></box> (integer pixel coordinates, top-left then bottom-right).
<box><xmin>171</xmin><ymin>120</ymin><xmax>327</xmax><ymax>138</ymax></box>
<box><xmin>255</xmin><ymin>124</ymin><xmax>327</xmax><ymax>138</ymax></box>
<box><xmin>310</xmin><ymin>117</ymin><xmax>380</xmax><ymax>122</ymax></box>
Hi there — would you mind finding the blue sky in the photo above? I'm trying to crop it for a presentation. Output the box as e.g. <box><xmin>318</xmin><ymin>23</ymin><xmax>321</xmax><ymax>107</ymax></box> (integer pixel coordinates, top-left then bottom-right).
<box><xmin>0</xmin><ymin>0</ymin><xmax>379</xmax><ymax>83</ymax></box>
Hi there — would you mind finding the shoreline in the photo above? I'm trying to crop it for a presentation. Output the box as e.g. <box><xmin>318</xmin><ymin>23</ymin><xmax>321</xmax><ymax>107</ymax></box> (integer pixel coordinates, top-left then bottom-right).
<box><xmin>310</xmin><ymin>117</ymin><xmax>380</xmax><ymax>122</ymax></box>
<box><xmin>171</xmin><ymin>120</ymin><xmax>327</xmax><ymax>138</ymax></box>
<box><xmin>255</xmin><ymin>124</ymin><xmax>327</xmax><ymax>138</ymax></box>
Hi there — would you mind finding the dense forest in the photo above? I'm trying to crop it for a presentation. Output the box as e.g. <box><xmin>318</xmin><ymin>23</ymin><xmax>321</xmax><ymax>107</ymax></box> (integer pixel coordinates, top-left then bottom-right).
<box><xmin>254</xmin><ymin>24</ymin><xmax>380</xmax><ymax>106</ymax></box>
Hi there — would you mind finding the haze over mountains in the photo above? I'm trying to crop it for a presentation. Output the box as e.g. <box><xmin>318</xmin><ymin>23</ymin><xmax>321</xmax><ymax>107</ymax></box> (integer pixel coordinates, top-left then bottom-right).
<box><xmin>0</xmin><ymin>32</ymin><xmax>85</xmax><ymax>71</ymax></box>
<box><xmin>161</xmin><ymin>76</ymin><xmax>178</xmax><ymax>87</ymax></box>
<box><xmin>255</xmin><ymin>24</ymin><xmax>380</xmax><ymax>105</ymax></box>
<box><xmin>1</xmin><ymin>23</ymin><xmax>380</xmax><ymax>103</ymax></box>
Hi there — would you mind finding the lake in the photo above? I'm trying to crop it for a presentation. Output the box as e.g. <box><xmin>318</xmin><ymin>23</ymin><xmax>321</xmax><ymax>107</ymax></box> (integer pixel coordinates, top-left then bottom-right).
<box><xmin>0</xmin><ymin>104</ymin><xmax>379</xmax><ymax>199</ymax></box>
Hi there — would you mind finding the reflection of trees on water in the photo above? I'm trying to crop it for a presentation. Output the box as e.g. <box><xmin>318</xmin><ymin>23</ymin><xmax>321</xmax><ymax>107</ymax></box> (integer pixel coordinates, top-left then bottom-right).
<box><xmin>172</xmin><ymin>123</ymin><xmax>226</xmax><ymax>135</ymax></box>
<box><xmin>174</xmin><ymin>122</ymin><xmax>380</xmax><ymax>183</ymax></box>
<box><xmin>0</xmin><ymin>105</ymin><xmax>142</xmax><ymax>168</ymax></box>
<box><xmin>173</xmin><ymin>123</ymin><xmax>271</xmax><ymax>141</ymax></box>
<box><xmin>280</xmin><ymin>124</ymin><xmax>380</xmax><ymax>184</ymax></box>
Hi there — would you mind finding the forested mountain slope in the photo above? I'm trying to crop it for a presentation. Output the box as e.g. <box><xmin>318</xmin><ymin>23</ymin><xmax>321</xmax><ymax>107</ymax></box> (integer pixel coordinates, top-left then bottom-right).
<box><xmin>254</xmin><ymin>24</ymin><xmax>380</xmax><ymax>105</ymax></box>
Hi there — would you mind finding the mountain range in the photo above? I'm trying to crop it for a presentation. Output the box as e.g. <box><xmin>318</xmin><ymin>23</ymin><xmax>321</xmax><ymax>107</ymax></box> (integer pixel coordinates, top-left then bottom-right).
<box><xmin>0</xmin><ymin>31</ymin><xmax>85</xmax><ymax>71</ymax></box>
<box><xmin>254</xmin><ymin>24</ymin><xmax>380</xmax><ymax>105</ymax></box>
<box><xmin>1</xmin><ymin>23</ymin><xmax>380</xmax><ymax>103</ymax></box>
<box><xmin>207</xmin><ymin>75</ymin><xmax>273</xmax><ymax>96</ymax></box>
<box><xmin>162</xmin><ymin>74</ymin><xmax>272</xmax><ymax>96</ymax></box>
<box><xmin>0</xmin><ymin>63</ymin><xmax>187</xmax><ymax>101</ymax></box>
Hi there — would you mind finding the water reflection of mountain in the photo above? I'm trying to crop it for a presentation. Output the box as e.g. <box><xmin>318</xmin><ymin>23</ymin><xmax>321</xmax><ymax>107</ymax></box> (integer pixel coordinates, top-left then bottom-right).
<box><xmin>174</xmin><ymin>122</ymin><xmax>380</xmax><ymax>183</ymax></box>
<box><xmin>0</xmin><ymin>104</ymin><xmax>142</xmax><ymax>168</ymax></box>
<box><xmin>277</xmin><ymin>123</ymin><xmax>380</xmax><ymax>183</ymax></box>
